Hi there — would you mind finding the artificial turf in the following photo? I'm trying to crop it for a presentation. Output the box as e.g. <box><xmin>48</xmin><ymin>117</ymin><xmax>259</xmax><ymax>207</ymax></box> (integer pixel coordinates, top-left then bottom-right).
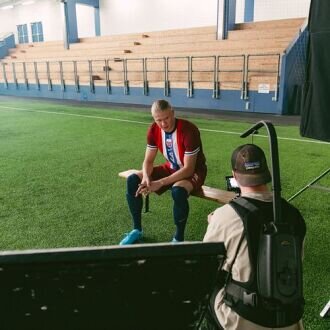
<box><xmin>0</xmin><ymin>97</ymin><xmax>329</xmax><ymax>329</ymax></box>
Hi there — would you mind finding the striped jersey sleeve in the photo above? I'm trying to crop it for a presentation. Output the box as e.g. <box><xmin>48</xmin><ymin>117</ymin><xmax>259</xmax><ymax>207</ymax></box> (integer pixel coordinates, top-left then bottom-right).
<box><xmin>180</xmin><ymin>120</ymin><xmax>202</xmax><ymax>157</ymax></box>
<box><xmin>146</xmin><ymin>123</ymin><xmax>159</xmax><ymax>150</ymax></box>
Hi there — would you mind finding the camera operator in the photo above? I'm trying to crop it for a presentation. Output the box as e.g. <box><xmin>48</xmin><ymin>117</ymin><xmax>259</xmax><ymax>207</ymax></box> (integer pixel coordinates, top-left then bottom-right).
<box><xmin>203</xmin><ymin>144</ymin><xmax>306</xmax><ymax>330</ymax></box>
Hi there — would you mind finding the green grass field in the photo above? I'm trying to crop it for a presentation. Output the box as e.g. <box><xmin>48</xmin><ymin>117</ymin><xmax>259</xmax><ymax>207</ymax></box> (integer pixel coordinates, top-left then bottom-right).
<box><xmin>0</xmin><ymin>97</ymin><xmax>329</xmax><ymax>329</ymax></box>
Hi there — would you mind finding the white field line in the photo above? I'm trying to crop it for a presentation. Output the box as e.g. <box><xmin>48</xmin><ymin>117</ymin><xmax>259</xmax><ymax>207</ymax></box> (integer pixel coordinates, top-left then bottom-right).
<box><xmin>0</xmin><ymin>105</ymin><xmax>149</xmax><ymax>126</ymax></box>
<box><xmin>0</xmin><ymin>105</ymin><xmax>329</xmax><ymax>145</ymax></box>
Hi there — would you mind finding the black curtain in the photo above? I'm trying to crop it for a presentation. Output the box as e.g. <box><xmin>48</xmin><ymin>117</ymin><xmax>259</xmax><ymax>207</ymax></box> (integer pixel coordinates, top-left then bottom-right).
<box><xmin>300</xmin><ymin>0</ymin><xmax>330</xmax><ymax>142</ymax></box>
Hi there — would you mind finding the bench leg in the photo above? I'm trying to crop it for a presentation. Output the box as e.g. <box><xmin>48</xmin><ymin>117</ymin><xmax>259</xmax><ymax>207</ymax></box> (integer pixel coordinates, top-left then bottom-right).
<box><xmin>144</xmin><ymin>195</ymin><xmax>150</xmax><ymax>213</ymax></box>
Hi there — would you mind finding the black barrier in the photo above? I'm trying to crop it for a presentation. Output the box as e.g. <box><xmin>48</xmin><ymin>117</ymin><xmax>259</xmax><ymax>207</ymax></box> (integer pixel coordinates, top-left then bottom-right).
<box><xmin>0</xmin><ymin>242</ymin><xmax>225</xmax><ymax>330</ymax></box>
<box><xmin>300</xmin><ymin>0</ymin><xmax>330</xmax><ymax>142</ymax></box>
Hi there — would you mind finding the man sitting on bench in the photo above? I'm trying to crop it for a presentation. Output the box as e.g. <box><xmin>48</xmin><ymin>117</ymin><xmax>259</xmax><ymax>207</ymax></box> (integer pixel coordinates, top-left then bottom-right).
<box><xmin>119</xmin><ymin>99</ymin><xmax>207</xmax><ymax>245</ymax></box>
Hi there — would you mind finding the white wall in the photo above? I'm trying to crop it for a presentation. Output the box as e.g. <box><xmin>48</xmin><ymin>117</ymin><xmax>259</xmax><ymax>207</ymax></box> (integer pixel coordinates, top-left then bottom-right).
<box><xmin>99</xmin><ymin>0</ymin><xmax>218</xmax><ymax>35</ymax></box>
<box><xmin>0</xmin><ymin>0</ymin><xmax>62</xmax><ymax>43</ymax></box>
<box><xmin>235</xmin><ymin>0</ymin><xmax>245</xmax><ymax>23</ymax></box>
<box><xmin>0</xmin><ymin>0</ymin><xmax>312</xmax><ymax>42</ymax></box>
<box><xmin>0</xmin><ymin>9</ymin><xmax>15</xmax><ymax>37</ymax></box>
<box><xmin>0</xmin><ymin>0</ymin><xmax>96</xmax><ymax>43</ymax></box>
<box><xmin>100</xmin><ymin>0</ymin><xmax>311</xmax><ymax>35</ymax></box>
<box><xmin>76</xmin><ymin>3</ymin><xmax>95</xmax><ymax>38</ymax></box>
<box><xmin>254</xmin><ymin>0</ymin><xmax>310</xmax><ymax>21</ymax></box>
<box><xmin>235</xmin><ymin>0</ymin><xmax>311</xmax><ymax>23</ymax></box>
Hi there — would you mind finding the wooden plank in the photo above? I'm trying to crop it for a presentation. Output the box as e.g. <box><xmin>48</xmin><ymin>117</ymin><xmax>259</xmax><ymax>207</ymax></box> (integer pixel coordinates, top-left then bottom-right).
<box><xmin>119</xmin><ymin>169</ymin><xmax>236</xmax><ymax>204</ymax></box>
<box><xmin>78</xmin><ymin>26</ymin><xmax>216</xmax><ymax>43</ymax></box>
<box><xmin>193</xmin><ymin>185</ymin><xmax>236</xmax><ymax>204</ymax></box>
<box><xmin>119</xmin><ymin>169</ymin><xmax>140</xmax><ymax>178</ymax></box>
<box><xmin>235</xmin><ymin>17</ymin><xmax>305</xmax><ymax>30</ymax></box>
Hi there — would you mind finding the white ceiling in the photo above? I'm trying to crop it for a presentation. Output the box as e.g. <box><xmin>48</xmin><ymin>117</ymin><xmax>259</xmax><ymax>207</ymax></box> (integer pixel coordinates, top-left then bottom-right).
<box><xmin>0</xmin><ymin>0</ymin><xmax>21</xmax><ymax>5</ymax></box>
<box><xmin>0</xmin><ymin>0</ymin><xmax>44</xmax><ymax>8</ymax></box>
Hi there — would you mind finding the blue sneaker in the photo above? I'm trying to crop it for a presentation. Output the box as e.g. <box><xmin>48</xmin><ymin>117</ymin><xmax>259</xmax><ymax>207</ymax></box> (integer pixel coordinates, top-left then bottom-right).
<box><xmin>119</xmin><ymin>229</ymin><xmax>143</xmax><ymax>245</ymax></box>
<box><xmin>171</xmin><ymin>237</ymin><xmax>180</xmax><ymax>243</ymax></box>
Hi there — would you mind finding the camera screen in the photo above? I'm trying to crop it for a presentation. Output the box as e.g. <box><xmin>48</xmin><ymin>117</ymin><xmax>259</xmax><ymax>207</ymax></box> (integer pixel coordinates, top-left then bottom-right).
<box><xmin>229</xmin><ymin>177</ymin><xmax>239</xmax><ymax>188</ymax></box>
<box><xmin>226</xmin><ymin>176</ymin><xmax>240</xmax><ymax>194</ymax></box>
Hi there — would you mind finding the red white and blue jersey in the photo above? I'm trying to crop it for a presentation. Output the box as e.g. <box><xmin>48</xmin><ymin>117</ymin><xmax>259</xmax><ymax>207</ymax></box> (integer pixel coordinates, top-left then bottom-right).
<box><xmin>147</xmin><ymin>118</ymin><xmax>207</xmax><ymax>174</ymax></box>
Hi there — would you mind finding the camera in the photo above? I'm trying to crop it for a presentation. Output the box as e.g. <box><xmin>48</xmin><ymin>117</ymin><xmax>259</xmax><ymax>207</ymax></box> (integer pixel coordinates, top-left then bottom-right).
<box><xmin>226</xmin><ymin>176</ymin><xmax>241</xmax><ymax>194</ymax></box>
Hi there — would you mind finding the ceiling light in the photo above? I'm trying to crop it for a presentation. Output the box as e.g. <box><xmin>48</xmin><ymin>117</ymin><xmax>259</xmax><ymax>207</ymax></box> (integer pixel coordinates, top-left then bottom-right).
<box><xmin>21</xmin><ymin>1</ymin><xmax>35</xmax><ymax>5</ymax></box>
<box><xmin>1</xmin><ymin>5</ymin><xmax>14</xmax><ymax>10</ymax></box>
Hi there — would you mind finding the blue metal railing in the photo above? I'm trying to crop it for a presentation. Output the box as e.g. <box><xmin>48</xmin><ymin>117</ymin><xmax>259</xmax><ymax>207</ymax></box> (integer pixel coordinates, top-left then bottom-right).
<box><xmin>0</xmin><ymin>53</ymin><xmax>282</xmax><ymax>102</ymax></box>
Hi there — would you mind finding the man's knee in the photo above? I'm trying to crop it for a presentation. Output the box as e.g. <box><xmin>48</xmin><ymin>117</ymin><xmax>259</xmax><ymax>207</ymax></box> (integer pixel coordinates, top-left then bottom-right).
<box><xmin>171</xmin><ymin>186</ymin><xmax>188</xmax><ymax>202</ymax></box>
<box><xmin>172</xmin><ymin>179</ymin><xmax>193</xmax><ymax>194</ymax></box>
<box><xmin>127</xmin><ymin>174</ymin><xmax>141</xmax><ymax>195</ymax></box>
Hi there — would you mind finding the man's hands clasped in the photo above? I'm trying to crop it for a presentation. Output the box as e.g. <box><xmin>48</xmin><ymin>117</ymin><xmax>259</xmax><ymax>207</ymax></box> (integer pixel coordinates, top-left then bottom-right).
<box><xmin>135</xmin><ymin>177</ymin><xmax>164</xmax><ymax>197</ymax></box>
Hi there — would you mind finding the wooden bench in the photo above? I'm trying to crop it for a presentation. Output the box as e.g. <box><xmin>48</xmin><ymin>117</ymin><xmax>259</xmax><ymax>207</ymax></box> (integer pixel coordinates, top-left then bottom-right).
<box><xmin>119</xmin><ymin>169</ymin><xmax>236</xmax><ymax>212</ymax></box>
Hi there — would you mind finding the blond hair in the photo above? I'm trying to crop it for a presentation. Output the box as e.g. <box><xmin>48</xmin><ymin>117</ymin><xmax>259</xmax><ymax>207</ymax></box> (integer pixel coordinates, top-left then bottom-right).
<box><xmin>151</xmin><ymin>99</ymin><xmax>172</xmax><ymax>114</ymax></box>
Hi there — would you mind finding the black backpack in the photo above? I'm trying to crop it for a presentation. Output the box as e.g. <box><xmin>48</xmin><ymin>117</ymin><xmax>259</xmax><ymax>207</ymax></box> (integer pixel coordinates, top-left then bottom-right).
<box><xmin>222</xmin><ymin>196</ymin><xmax>306</xmax><ymax>328</ymax></box>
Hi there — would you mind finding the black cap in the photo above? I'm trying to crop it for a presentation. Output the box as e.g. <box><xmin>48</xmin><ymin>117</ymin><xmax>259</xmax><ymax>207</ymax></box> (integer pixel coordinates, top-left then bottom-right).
<box><xmin>231</xmin><ymin>144</ymin><xmax>271</xmax><ymax>187</ymax></box>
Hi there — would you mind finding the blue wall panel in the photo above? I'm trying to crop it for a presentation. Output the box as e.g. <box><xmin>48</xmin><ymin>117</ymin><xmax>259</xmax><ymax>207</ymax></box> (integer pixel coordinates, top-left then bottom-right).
<box><xmin>0</xmin><ymin>34</ymin><xmax>15</xmax><ymax>59</ymax></box>
<box><xmin>250</xmin><ymin>91</ymin><xmax>281</xmax><ymax>114</ymax></box>
<box><xmin>63</xmin><ymin>0</ymin><xmax>100</xmax><ymax>44</ymax></box>
<box><xmin>244</xmin><ymin>0</ymin><xmax>255</xmax><ymax>22</ymax></box>
<box><xmin>0</xmin><ymin>82</ymin><xmax>281</xmax><ymax>114</ymax></box>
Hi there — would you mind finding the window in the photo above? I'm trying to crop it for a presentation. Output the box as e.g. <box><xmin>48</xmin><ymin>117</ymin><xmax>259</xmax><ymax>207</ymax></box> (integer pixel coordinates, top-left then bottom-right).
<box><xmin>31</xmin><ymin>21</ymin><xmax>44</xmax><ymax>42</ymax></box>
<box><xmin>17</xmin><ymin>24</ymin><xmax>29</xmax><ymax>44</ymax></box>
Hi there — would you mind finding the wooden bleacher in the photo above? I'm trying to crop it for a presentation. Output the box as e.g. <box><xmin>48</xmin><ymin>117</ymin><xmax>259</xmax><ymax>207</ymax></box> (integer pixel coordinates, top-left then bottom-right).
<box><xmin>0</xmin><ymin>18</ymin><xmax>304</xmax><ymax>91</ymax></box>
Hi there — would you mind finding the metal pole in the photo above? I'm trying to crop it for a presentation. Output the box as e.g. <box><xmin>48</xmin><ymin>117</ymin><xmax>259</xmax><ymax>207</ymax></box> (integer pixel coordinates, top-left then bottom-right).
<box><xmin>272</xmin><ymin>54</ymin><xmax>281</xmax><ymax>102</ymax></box>
<box><xmin>165</xmin><ymin>57</ymin><xmax>169</xmax><ymax>96</ymax></box>
<box><xmin>89</xmin><ymin>60</ymin><xmax>95</xmax><ymax>94</ymax></box>
<box><xmin>216</xmin><ymin>0</ymin><xmax>219</xmax><ymax>40</ymax></box>
<box><xmin>105</xmin><ymin>59</ymin><xmax>111</xmax><ymax>94</ymax></box>
<box><xmin>213</xmin><ymin>56</ymin><xmax>219</xmax><ymax>99</ymax></box>
<box><xmin>60</xmin><ymin>61</ymin><xmax>65</xmax><ymax>92</ymax></box>
<box><xmin>12</xmin><ymin>63</ymin><xmax>18</xmax><ymax>88</ymax></box>
<box><xmin>2</xmin><ymin>63</ymin><xmax>8</xmax><ymax>88</ymax></box>
<box><xmin>123</xmin><ymin>59</ymin><xmax>129</xmax><ymax>95</ymax></box>
<box><xmin>243</xmin><ymin>55</ymin><xmax>249</xmax><ymax>100</ymax></box>
<box><xmin>188</xmin><ymin>56</ymin><xmax>193</xmax><ymax>98</ymax></box>
<box><xmin>143</xmin><ymin>58</ymin><xmax>148</xmax><ymax>96</ymax></box>
<box><xmin>46</xmin><ymin>61</ymin><xmax>52</xmax><ymax>91</ymax></box>
<box><xmin>34</xmin><ymin>62</ymin><xmax>40</xmax><ymax>90</ymax></box>
<box><xmin>23</xmin><ymin>62</ymin><xmax>29</xmax><ymax>89</ymax></box>
<box><xmin>288</xmin><ymin>168</ymin><xmax>330</xmax><ymax>201</ymax></box>
<box><xmin>241</xmin><ymin>55</ymin><xmax>245</xmax><ymax>99</ymax></box>
<box><xmin>73</xmin><ymin>61</ymin><xmax>79</xmax><ymax>93</ymax></box>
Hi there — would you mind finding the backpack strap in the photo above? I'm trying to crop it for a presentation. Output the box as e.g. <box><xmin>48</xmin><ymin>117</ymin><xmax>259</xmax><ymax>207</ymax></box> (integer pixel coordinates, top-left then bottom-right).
<box><xmin>223</xmin><ymin>197</ymin><xmax>261</xmax><ymax>308</ymax></box>
<box><xmin>227</xmin><ymin>197</ymin><xmax>259</xmax><ymax>272</ymax></box>
<box><xmin>230</xmin><ymin>197</ymin><xmax>259</xmax><ymax>213</ymax></box>
<box><xmin>225</xmin><ymin>281</ymin><xmax>258</xmax><ymax>307</ymax></box>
